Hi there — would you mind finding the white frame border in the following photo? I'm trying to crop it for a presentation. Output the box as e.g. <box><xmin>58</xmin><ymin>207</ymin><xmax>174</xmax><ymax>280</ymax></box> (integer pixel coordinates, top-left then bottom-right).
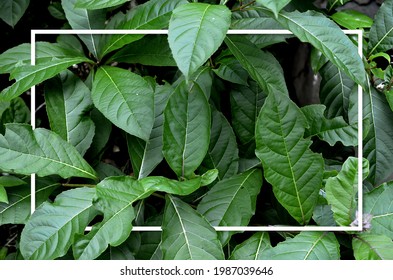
<box><xmin>30</xmin><ymin>29</ymin><xmax>364</xmax><ymax>232</ymax></box>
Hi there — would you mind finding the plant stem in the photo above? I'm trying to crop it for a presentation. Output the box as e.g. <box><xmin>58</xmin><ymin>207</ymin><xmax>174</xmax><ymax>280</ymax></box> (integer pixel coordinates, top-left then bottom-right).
<box><xmin>232</xmin><ymin>0</ymin><xmax>256</xmax><ymax>11</ymax></box>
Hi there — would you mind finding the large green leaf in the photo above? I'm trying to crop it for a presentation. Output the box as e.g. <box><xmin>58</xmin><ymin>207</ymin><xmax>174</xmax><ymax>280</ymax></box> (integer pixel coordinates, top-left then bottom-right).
<box><xmin>0</xmin><ymin>124</ymin><xmax>97</xmax><ymax>180</ymax></box>
<box><xmin>363</xmin><ymin>86</ymin><xmax>393</xmax><ymax>186</ymax></box>
<box><xmin>163</xmin><ymin>81</ymin><xmax>210</xmax><ymax>178</ymax></box>
<box><xmin>99</xmin><ymin>0</ymin><xmax>187</xmax><ymax>59</ymax></box>
<box><xmin>168</xmin><ymin>3</ymin><xmax>231</xmax><ymax>80</ymax></box>
<box><xmin>161</xmin><ymin>195</ymin><xmax>224</xmax><ymax>260</ymax></box>
<box><xmin>225</xmin><ymin>36</ymin><xmax>288</xmax><ymax>96</ymax></box>
<box><xmin>0</xmin><ymin>57</ymin><xmax>91</xmax><ymax>101</ymax></box>
<box><xmin>325</xmin><ymin>157</ymin><xmax>368</xmax><ymax>226</ymax></box>
<box><xmin>75</xmin><ymin>0</ymin><xmax>128</xmax><ymax>9</ymax></box>
<box><xmin>255</xmin><ymin>92</ymin><xmax>324</xmax><ymax>224</ymax></box>
<box><xmin>20</xmin><ymin>187</ymin><xmax>98</xmax><ymax>260</ymax></box>
<box><xmin>302</xmin><ymin>105</ymin><xmax>357</xmax><ymax>147</ymax></box>
<box><xmin>353</xmin><ymin>234</ymin><xmax>393</xmax><ymax>260</ymax></box>
<box><xmin>265</xmin><ymin>8</ymin><xmax>366</xmax><ymax>87</ymax></box>
<box><xmin>369</xmin><ymin>0</ymin><xmax>393</xmax><ymax>55</ymax></box>
<box><xmin>256</xmin><ymin>0</ymin><xmax>291</xmax><ymax>18</ymax></box>
<box><xmin>0</xmin><ymin>178</ymin><xmax>60</xmax><ymax>225</ymax></box>
<box><xmin>212</xmin><ymin>56</ymin><xmax>249</xmax><ymax>86</ymax></box>
<box><xmin>45</xmin><ymin>70</ymin><xmax>95</xmax><ymax>156</ymax></box>
<box><xmin>230</xmin><ymin>81</ymin><xmax>266</xmax><ymax>154</ymax></box>
<box><xmin>364</xmin><ymin>182</ymin><xmax>393</xmax><ymax>239</ymax></box>
<box><xmin>62</xmin><ymin>0</ymin><xmax>105</xmax><ymax>59</ymax></box>
<box><xmin>0</xmin><ymin>0</ymin><xmax>29</xmax><ymax>28</ymax></box>
<box><xmin>319</xmin><ymin>61</ymin><xmax>355</xmax><ymax>119</ymax></box>
<box><xmin>229</xmin><ymin>232</ymin><xmax>271</xmax><ymax>260</ymax></box>
<box><xmin>127</xmin><ymin>83</ymin><xmax>172</xmax><ymax>179</ymax></box>
<box><xmin>262</xmin><ymin>232</ymin><xmax>340</xmax><ymax>260</ymax></box>
<box><xmin>73</xmin><ymin>175</ymin><xmax>203</xmax><ymax>260</ymax></box>
<box><xmin>91</xmin><ymin>66</ymin><xmax>154</xmax><ymax>141</ymax></box>
<box><xmin>201</xmin><ymin>108</ymin><xmax>239</xmax><ymax>180</ymax></box>
<box><xmin>197</xmin><ymin>169</ymin><xmax>262</xmax><ymax>245</ymax></box>
<box><xmin>109</xmin><ymin>35</ymin><xmax>176</xmax><ymax>67</ymax></box>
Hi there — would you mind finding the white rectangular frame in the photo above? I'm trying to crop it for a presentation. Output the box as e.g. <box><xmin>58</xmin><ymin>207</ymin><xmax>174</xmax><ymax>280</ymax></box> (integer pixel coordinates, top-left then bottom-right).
<box><xmin>30</xmin><ymin>29</ymin><xmax>363</xmax><ymax>232</ymax></box>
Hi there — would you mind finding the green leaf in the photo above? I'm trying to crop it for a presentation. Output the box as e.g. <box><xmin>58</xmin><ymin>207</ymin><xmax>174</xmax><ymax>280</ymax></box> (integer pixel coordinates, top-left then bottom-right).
<box><xmin>85</xmin><ymin>109</ymin><xmax>112</xmax><ymax>161</ymax></box>
<box><xmin>319</xmin><ymin>61</ymin><xmax>355</xmax><ymax>119</ymax></box>
<box><xmin>99</xmin><ymin>0</ymin><xmax>187</xmax><ymax>59</ymax></box>
<box><xmin>0</xmin><ymin>186</ymin><xmax>8</xmax><ymax>204</ymax></box>
<box><xmin>0</xmin><ymin>175</ymin><xmax>26</xmax><ymax>188</ymax></box>
<box><xmin>325</xmin><ymin>157</ymin><xmax>368</xmax><ymax>226</ymax></box>
<box><xmin>0</xmin><ymin>56</ymin><xmax>91</xmax><ymax>101</ymax></box>
<box><xmin>0</xmin><ymin>178</ymin><xmax>60</xmax><ymax>225</ymax></box>
<box><xmin>310</xmin><ymin>48</ymin><xmax>328</xmax><ymax>73</ymax></box>
<box><xmin>20</xmin><ymin>187</ymin><xmax>98</xmax><ymax>260</ymax></box>
<box><xmin>353</xmin><ymin>234</ymin><xmax>393</xmax><ymax>260</ymax></box>
<box><xmin>331</xmin><ymin>10</ymin><xmax>373</xmax><ymax>30</ymax></box>
<box><xmin>230</xmin><ymin>81</ymin><xmax>266</xmax><ymax>153</ymax></box>
<box><xmin>0</xmin><ymin>97</ymin><xmax>30</xmax><ymax>133</ymax></box>
<box><xmin>302</xmin><ymin>104</ymin><xmax>357</xmax><ymax>147</ymax></box>
<box><xmin>0</xmin><ymin>124</ymin><xmax>97</xmax><ymax>180</ymax></box>
<box><xmin>161</xmin><ymin>195</ymin><xmax>224</xmax><ymax>260</ymax></box>
<box><xmin>45</xmin><ymin>70</ymin><xmax>95</xmax><ymax>156</ymax></box>
<box><xmin>255</xmin><ymin>92</ymin><xmax>324</xmax><ymax>224</ymax></box>
<box><xmin>0</xmin><ymin>0</ymin><xmax>30</xmax><ymax>28</ymax></box>
<box><xmin>363</xmin><ymin>86</ymin><xmax>393</xmax><ymax>186</ymax></box>
<box><xmin>229</xmin><ymin>232</ymin><xmax>271</xmax><ymax>260</ymax></box>
<box><xmin>62</xmin><ymin>0</ymin><xmax>105</xmax><ymax>58</ymax></box>
<box><xmin>48</xmin><ymin>2</ymin><xmax>66</xmax><ymax>20</ymax></box>
<box><xmin>267</xmin><ymin>8</ymin><xmax>366</xmax><ymax>87</ymax></box>
<box><xmin>364</xmin><ymin>182</ymin><xmax>393</xmax><ymax>239</ymax></box>
<box><xmin>201</xmin><ymin>108</ymin><xmax>239</xmax><ymax>180</ymax></box>
<box><xmin>163</xmin><ymin>81</ymin><xmax>210</xmax><ymax>178</ymax></box>
<box><xmin>256</xmin><ymin>0</ymin><xmax>291</xmax><ymax>18</ymax></box>
<box><xmin>92</xmin><ymin>66</ymin><xmax>154</xmax><ymax>141</ymax></box>
<box><xmin>261</xmin><ymin>232</ymin><xmax>340</xmax><ymax>260</ymax></box>
<box><xmin>213</xmin><ymin>56</ymin><xmax>249</xmax><ymax>86</ymax></box>
<box><xmin>225</xmin><ymin>35</ymin><xmax>288</xmax><ymax>96</ymax></box>
<box><xmin>168</xmin><ymin>3</ymin><xmax>231</xmax><ymax>80</ymax></box>
<box><xmin>109</xmin><ymin>35</ymin><xmax>176</xmax><ymax>67</ymax></box>
<box><xmin>197</xmin><ymin>169</ymin><xmax>262</xmax><ymax>245</ymax></box>
<box><xmin>369</xmin><ymin>0</ymin><xmax>393</xmax><ymax>55</ymax></box>
<box><xmin>127</xmin><ymin>83</ymin><xmax>172</xmax><ymax>179</ymax></box>
<box><xmin>73</xmin><ymin>175</ymin><xmax>202</xmax><ymax>260</ymax></box>
<box><xmin>75</xmin><ymin>0</ymin><xmax>129</xmax><ymax>9</ymax></box>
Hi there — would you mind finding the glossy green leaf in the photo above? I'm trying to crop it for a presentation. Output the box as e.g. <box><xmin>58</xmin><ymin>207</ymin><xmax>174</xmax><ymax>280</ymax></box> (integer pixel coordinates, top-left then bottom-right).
<box><xmin>62</xmin><ymin>0</ymin><xmax>105</xmax><ymax>58</ymax></box>
<box><xmin>127</xmin><ymin>83</ymin><xmax>172</xmax><ymax>179</ymax></box>
<box><xmin>262</xmin><ymin>232</ymin><xmax>340</xmax><ymax>260</ymax></box>
<box><xmin>230</xmin><ymin>232</ymin><xmax>271</xmax><ymax>260</ymax></box>
<box><xmin>256</xmin><ymin>0</ymin><xmax>291</xmax><ymax>18</ymax></box>
<box><xmin>369</xmin><ymin>0</ymin><xmax>393</xmax><ymax>55</ymax></box>
<box><xmin>363</xmin><ymin>86</ymin><xmax>393</xmax><ymax>186</ymax></box>
<box><xmin>0</xmin><ymin>124</ymin><xmax>97</xmax><ymax>180</ymax></box>
<box><xmin>201</xmin><ymin>108</ymin><xmax>239</xmax><ymax>180</ymax></box>
<box><xmin>353</xmin><ymin>234</ymin><xmax>393</xmax><ymax>260</ymax></box>
<box><xmin>255</xmin><ymin>92</ymin><xmax>324</xmax><ymax>224</ymax></box>
<box><xmin>168</xmin><ymin>3</ymin><xmax>231</xmax><ymax>80</ymax></box>
<box><xmin>302</xmin><ymin>104</ymin><xmax>357</xmax><ymax>147</ymax></box>
<box><xmin>109</xmin><ymin>35</ymin><xmax>176</xmax><ymax>66</ymax></box>
<box><xmin>73</xmin><ymin>175</ymin><xmax>202</xmax><ymax>260</ymax></box>
<box><xmin>163</xmin><ymin>81</ymin><xmax>210</xmax><ymax>178</ymax></box>
<box><xmin>213</xmin><ymin>56</ymin><xmax>249</xmax><ymax>86</ymax></box>
<box><xmin>0</xmin><ymin>0</ymin><xmax>30</xmax><ymax>28</ymax></box>
<box><xmin>0</xmin><ymin>178</ymin><xmax>60</xmax><ymax>225</ymax></box>
<box><xmin>99</xmin><ymin>0</ymin><xmax>187</xmax><ymax>59</ymax></box>
<box><xmin>92</xmin><ymin>66</ymin><xmax>154</xmax><ymax>141</ymax></box>
<box><xmin>197</xmin><ymin>169</ymin><xmax>262</xmax><ymax>245</ymax></box>
<box><xmin>331</xmin><ymin>10</ymin><xmax>373</xmax><ymax>30</ymax></box>
<box><xmin>0</xmin><ymin>97</ymin><xmax>30</xmax><ymax>133</ymax></box>
<box><xmin>20</xmin><ymin>187</ymin><xmax>98</xmax><ymax>259</ymax></box>
<box><xmin>225</xmin><ymin>36</ymin><xmax>288</xmax><ymax>96</ymax></box>
<box><xmin>75</xmin><ymin>0</ymin><xmax>129</xmax><ymax>9</ymax></box>
<box><xmin>45</xmin><ymin>70</ymin><xmax>95</xmax><ymax>156</ymax></box>
<box><xmin>310</xmin><ymin>48</ymin><xmax>328</xmax><ymax>74</ymax></box>
<box><xmin>0</xmin><ymin>186</ymin><xmax>8</xmax><ymax>204</ymax></box>
<box><xmin>325</xmin><ymin>157</ymin><xmax>367</xmax><ymax>226</ymax></box>
<box><xmin>364</xmin><ymin>182</ymin><xmax>393</xmax><ymax>239</ymax></box>
<box><xmin>161</xmin><ymin>195</ymin><xmax>224</xmax><ymax>260</ymax></box>
<box><xmin>267</xmin><ymin>8</ymin><xmax>366</xmax><ymax>87</ymax></box>
<box><xmin>0</xmin><ymin>175</ymin><xmax>26</xmax><ymax>188</ymax></box>
<box><xmin>0</xmin><ymin>56</ymin><xmax>91</xmax><ymax>101</ymax></box>
<box><xmin>319</xmin><ymin>61</ymin><xmax>355</xmax><ymax>119</ymax></box>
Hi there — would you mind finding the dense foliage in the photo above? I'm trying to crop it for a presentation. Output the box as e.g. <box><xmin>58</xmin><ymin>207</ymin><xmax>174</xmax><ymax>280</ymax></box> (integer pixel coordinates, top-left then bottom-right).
<box><xmin>1</xmin><ymin>0</ymin><xmax>393</xmax><ymax>260</ymax></box>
